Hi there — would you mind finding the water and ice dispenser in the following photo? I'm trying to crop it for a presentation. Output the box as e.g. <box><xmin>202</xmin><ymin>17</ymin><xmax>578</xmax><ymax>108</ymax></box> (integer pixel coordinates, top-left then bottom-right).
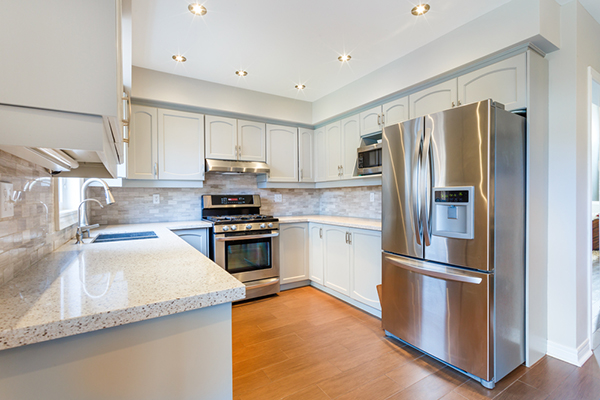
<box><xmin>431</xmin><ymin>187</ymin><xmax>474</xmax><ymax>240</ymax></box>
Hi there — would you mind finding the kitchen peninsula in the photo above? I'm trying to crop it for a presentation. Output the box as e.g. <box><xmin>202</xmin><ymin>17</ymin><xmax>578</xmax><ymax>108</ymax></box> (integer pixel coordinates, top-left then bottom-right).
<box><xmin>0</xmin><ymin>222</ymin><xmax>245</xmax><ymax>400</ymax></box>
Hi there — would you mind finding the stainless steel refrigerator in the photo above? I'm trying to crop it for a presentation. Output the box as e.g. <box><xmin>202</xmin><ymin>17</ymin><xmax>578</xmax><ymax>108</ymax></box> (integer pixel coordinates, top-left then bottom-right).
<box><xmin>381</xmin><ymin>100</ymin><xmax>525</xmax><ymax>389</ymax></box>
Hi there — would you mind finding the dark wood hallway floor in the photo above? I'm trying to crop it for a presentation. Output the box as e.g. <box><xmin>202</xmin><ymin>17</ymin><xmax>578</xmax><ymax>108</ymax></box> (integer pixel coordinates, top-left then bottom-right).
<box><xmin>232</xmin><ymin>286</ymin><xmax>600</xmax><ymax>400</ymax></box>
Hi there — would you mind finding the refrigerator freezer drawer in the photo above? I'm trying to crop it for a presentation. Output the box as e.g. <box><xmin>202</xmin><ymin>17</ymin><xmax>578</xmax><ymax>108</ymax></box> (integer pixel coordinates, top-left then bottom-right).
<box><xmin>382</xmin><ymin>253</ymin><xmax>492</xmax><ymax>381</ymax></box>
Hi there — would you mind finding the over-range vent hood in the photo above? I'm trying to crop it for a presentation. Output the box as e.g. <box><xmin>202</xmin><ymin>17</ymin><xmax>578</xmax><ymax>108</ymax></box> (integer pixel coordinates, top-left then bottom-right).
<box><xmin>205</xmin><ymin>159</ymin><xmax>270</xmax><ymax>174</ymax></box>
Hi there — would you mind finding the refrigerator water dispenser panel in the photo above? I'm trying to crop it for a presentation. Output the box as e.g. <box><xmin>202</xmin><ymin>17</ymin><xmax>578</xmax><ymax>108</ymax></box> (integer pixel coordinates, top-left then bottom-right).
<box><xmin>432</xmin><ymin>187</ymin><xmax>474</xmax><ymax>240</ymax></box>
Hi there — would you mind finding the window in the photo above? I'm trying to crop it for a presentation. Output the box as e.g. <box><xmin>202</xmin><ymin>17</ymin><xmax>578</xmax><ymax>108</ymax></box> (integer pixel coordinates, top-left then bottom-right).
<box><xmin>55</xmin><ymin>177</ymin><xmax>83</xmax><ymax>230</ymax></box>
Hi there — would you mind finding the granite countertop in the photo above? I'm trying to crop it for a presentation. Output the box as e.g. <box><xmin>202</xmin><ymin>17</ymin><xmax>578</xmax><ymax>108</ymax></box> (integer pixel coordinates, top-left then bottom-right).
<box><xmin>0</xmin><ymin>221</ymin><xmax>245</xmax><ymax>351</ymax></box>
<box><xmin>277</xmin><ymin>215</ymin><xmax>381</xmax><ymax>231</ymax></box>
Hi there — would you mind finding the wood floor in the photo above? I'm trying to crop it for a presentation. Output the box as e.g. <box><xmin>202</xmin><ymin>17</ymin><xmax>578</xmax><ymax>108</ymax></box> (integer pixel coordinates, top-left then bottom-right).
<box><xmin>232</xmin><ymin>286</ymin><xmax>600</xmax><ymax>400</ymax></box>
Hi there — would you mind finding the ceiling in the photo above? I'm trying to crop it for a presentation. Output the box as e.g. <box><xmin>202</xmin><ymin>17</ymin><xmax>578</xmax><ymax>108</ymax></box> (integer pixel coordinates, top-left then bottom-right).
<box><xmin>132</xmin><ymin>0</ymin><xmax>517</xmax><ymax>102</ymax></box>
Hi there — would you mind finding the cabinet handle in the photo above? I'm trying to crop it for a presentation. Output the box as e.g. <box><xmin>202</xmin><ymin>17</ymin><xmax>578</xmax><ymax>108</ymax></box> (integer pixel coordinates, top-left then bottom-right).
<box><xmin>457</xmin><ymin>100</ymin><xmax>461</xmax><ymax>106</ymax></box>
<box><xmin>121</xmin><ymin>89</ymin><xmax>131</xmax><ymax>127</ymax></box>
<box><xmin>319</xmin><ymin>228</ymin><xmax>322</xmax><ymax>239</ymax></box>
<box><xmin>153</xmin><ymin>162</ymin><xmax>158</xmax><ymax>179</ymax></box>
<box><xmin>340</xmin><ymin>166</ymin><xmax>343</xmax><ymax>176</ymax></box>
<box><xmin>345</xmin><ymin>232</ymin><xmax>348</xmax><ymax>244</ymax></box>
<box><xmin>377</xmin><ymin>114</ymin><xmax>381</xmax><ymax>126</ymax></box>
<box><xmin>348</xmin><ymin>233</ymin><xmax>352</xmax><ymax>245</ymax></box>
<box><xmin>381</xmin><ymin>113</ymin><xmax>385</xmax><ymax>126</ymax></box>
<box><xmin>452</xmin><ymin>101</ymin><xmax>456</xmax><ymax>107</ymax></box>
<box><xmin>300</xmin><ymin>169</ymin><xmax>303</xmax><ymax>180</ymax></box>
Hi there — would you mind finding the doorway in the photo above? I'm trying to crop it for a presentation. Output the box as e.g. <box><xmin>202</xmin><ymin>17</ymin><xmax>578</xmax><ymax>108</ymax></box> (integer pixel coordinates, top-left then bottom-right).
<box><xmin>590</xmin><ymin>67</ymin><xmax>600</xmax><ymax>350</ymax></box>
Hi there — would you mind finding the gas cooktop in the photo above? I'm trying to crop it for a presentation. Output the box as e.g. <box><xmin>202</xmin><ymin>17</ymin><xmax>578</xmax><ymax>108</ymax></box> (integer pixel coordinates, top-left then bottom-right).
<box><xmin>204</xmin><ymin>214</ymin><xmax>276</xmax><ymax>223</ymax></box>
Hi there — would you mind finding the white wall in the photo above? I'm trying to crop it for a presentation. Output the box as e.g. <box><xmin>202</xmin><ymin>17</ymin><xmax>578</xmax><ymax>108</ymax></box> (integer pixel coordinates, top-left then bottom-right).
<box><xmin>132</xmin><ymin>67</ymin><xmax>313</xmax><ymax>125</ymax></box>
<box><xmin>546</xmin><ymin>0</ymin><xmax>600</xmax><ymax>365</ymax></box>
<box><xmin>311</xmin><ymin>0</ymin><xmax>560</xmax><ymax>123</ymax></box>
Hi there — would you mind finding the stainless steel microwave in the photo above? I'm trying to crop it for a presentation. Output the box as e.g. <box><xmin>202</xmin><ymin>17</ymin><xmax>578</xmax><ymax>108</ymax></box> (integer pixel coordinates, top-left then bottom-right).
<box><xmin>357</xmin><ymin>143</ymin><xmax>382</xmax><ymax>175</ymax></box>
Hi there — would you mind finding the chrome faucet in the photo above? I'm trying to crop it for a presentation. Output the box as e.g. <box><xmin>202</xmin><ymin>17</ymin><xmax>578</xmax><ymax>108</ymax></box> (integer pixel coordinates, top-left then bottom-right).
<box><xmin>75</xmin><ymin>178</ymin><xmax>116</xmax><ymax>244</ymax></box>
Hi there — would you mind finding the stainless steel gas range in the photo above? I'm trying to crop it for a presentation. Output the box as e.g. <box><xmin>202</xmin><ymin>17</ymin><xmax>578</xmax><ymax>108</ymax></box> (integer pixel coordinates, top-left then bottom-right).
<box><xmin>202</xmin><ymin>194</ymin><xmax>280</xmax><ymax>300</ymax></box>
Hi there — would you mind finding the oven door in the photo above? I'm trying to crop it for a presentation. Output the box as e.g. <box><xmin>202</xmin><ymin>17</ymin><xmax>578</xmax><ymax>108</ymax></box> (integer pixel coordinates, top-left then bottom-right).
<box><xmin>214</xmin><ymin>231</ymin><xmax>280</xmax><ymax>283</ymax></box>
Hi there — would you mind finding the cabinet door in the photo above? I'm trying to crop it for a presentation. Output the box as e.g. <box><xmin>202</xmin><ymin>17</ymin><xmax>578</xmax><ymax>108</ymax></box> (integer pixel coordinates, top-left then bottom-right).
<box><xmin>359</xmin><ymin>106</ymin><xmax>382</xmax><ymax>137</ymax></box>
<box><xmin>458</xmin><ymin>53</ymin><xmax>527</xmax><ymax>111</ymax></box>
<box><xmin>237</xmin><ymin>120</ymin><xmax>266</xmax><ymax>162</ymax></box>
<box><xmin>323</xmin><ymin>226</ymin><xmax>351</xmax><ymax>296</ymax></box>
<box><xmin>174</xmin><ymin>228</ymin><xmax>209</xmax><ymax>257</ymax></box>
<box><xmin>309</xmin><ymin>224</ymin><xmax>324</xmax><ymax>285</ymax></box>
<box><xmin>205</xmin><ymin>116</ymin><xmax>237</xmax><ymax>160</ymax></box>
<box><xmin>266</xmin><ymin>124</ymin><xmax>298</xmax><ymax>182</ymax></box>
<box><xmin>157</xmin><ymin>109</ymin><xmax>205</xmax><ymax>181</ymax></box>
<box><xmin>341</xmin><ymin>115</ymin><xmax>360</xmax><ymax>179</ymax></box>
<box><xmin>325</xmin><ymin>121</ymin><xmax>342</xmax><ymax>180</ymax></box>
<box><xmin>128</xmin><ymin>105</ymin><xmax>157</xmax><ymax>180</ymax></box>
<box><xmin>299</xmin><ymin>128</ymin><xmax>314</xmax><ymax>182</ymax></box>
<box><xmin>382</xmin><ymin>97</ymin><xmax>409</xmax><ymax>127</ymax></box>
<box><xmin>280</xmin><ymin>223</ymin><xmax>309</xmax><ymax>284</ymax></box>
<box><xmin>314</xmin><ymin>127</ymin><xmax>327</xmax><ymax>182</ymax></box>
<box><xmin>350</xmin><ymin>229</ymin><xmax>382</xmax><ymax>310</ymax></box>
<box><xmin>409</xmin><ymin>79</ymin><xmax>457</xmax><ymax>119</ymax></box>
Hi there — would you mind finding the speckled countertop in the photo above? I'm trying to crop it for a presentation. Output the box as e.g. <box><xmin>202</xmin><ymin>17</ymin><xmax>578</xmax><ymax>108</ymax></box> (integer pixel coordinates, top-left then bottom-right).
<box><xmin>277</xmin><ymin>215</ymin><xmax>381</xmax><ymax>231</ymax></box>
<box><xmin>0</xmin><ymin>221</ymin><xmax>245</xmax><ymax>351</ymax></box>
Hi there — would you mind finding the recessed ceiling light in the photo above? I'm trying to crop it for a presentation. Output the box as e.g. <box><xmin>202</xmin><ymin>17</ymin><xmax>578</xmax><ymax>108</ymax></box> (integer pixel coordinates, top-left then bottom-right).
<box><xmin>295</xmin><ymin>84</ymin><xmax>306</xmax><ymax>90</ymax></box>
<box><xmin>188</xmin><ymin>3</ymin><xmax>207</xmax><ymax>15</ymax></box>
<box><xmin>411</xmin><ymin>4</ymin><xmax>430</xmax><ymax>16</ymax></box>
<box><xmin>172</xmin><ymin>55</ymin><xmax>186</xmax><ymax>62</ymax></box>
<box><xmin>338</xmin><ymin>54</ymin><xmax>351</xmax><ymax>62</ymax></box>
<box><xmin>235</xmin><ymin>70</ymin><xmax>248</xmax><ymax>76</ymax></box>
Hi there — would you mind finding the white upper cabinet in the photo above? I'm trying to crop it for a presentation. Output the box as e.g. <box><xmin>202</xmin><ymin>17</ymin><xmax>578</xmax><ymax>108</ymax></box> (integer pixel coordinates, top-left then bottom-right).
<box><xmin>237</xmin><ymin>120</ymin><xmax>266</xmax><ymax>162</ymax></box>
<box><xmin>350</xmin><ymin>229</ymin><xmax>382</xmax><ymax>310</ymax></box>
<box><xmin>360</xmin><ymin>106</ymin><xmax>383</xmax><ymax>137</ymax></box>
<box><xmin>409</xmin><ymin>79</ymin><xmax>458</xmax><ymax>119</ymax></box>
<box><xmin>129</xmin><ymin>106</ymin><xmax>204</xmax><ymax>181</ymax></box>
<box><xmin>128</xmin><ymin>105</ymin><xmax>157</xmax><ymax>180</ymax></box>
<box><xmin>280</xmin><ymin>223</ymin><xmax>309</xmax><ymax>285</ymax></box>
<box><xmin>325</xmin><ymin>121</ymin><xmax>342</xmax><ymax>181</ymax></box>
<box><xmin>266</xmin><ymin>124</ymin><xmax>298</xmax><ymax>182</ymax></box>
<box><xmin>341</xmin><ymin>115</ymin><xmax>361</xmax><ymax>179</ymax></box>
<box><xmin>158</xmin><ymin>109</ymin><xmax>205</xmax><ymax>181</ymax></box>
<box><xmin>299</xmin><ymin>128</ymin><xmax>314</xmax><ymax>182</ymax></box>
<box><xmin>382</xmin><ymin>97</ymin><xmax>409</xmax><ymax>127</ymax></box>
<box><xmin>314</xmin><ymin>127</ymin><xmax>327</xmax><ymax>182</ymax></box>
<box><xmin>205</xmin><ymin>116</ymin><xmax>237</xmax><ymax>160</ymax></box>
<box><xmin>458</xmin><ymin>53</ymin><xmax>527</xmax><ymax>111</ymax></box>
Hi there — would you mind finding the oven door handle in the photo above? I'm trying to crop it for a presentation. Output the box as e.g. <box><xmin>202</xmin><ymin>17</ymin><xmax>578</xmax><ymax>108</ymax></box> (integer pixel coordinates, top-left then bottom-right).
<box><xmin>215</xmin><ymin>232</ymin><xmax>279</xmax><ymax>241</ymax></box>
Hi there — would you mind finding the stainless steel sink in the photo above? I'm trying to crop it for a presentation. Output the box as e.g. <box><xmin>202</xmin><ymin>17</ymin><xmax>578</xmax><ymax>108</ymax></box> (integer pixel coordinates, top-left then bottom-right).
<box><xmin>92</xmin><ymin>231</ymin><xmax>158</xmax><ymax>243</ymax></box>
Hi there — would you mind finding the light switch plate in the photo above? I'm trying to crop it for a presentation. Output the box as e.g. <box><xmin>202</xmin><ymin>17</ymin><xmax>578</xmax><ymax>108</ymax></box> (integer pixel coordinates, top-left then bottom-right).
<box><xmin>153</xmin><ymin>194</ymin><xmax>160</xmax><ymax>204</ymax></box>
<box><xmin>274</xmin><ymin>194</ymin><xmax>282</xmax><ymax>203</ymax></box>
<box><xmin>0</xmin><ymin>182</ymin><xmax>14</xmax><ymax>218</ymax></box>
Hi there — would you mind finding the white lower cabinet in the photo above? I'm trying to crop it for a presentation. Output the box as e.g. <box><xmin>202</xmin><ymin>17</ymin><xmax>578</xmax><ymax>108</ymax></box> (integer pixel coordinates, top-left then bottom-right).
<box><xmin>349</xmin><ymin>229</ymin><xmax>382</xmax><ymax>310</ymax></box>
<box><xmin>309</xmin><ymin>224</ymin><xmax>324</xmax><ymax>284</ymax></box>
<box><xmin>172</xmin><ymin>228</ymin><xmax>209</xmax><ymax>257</ymax></box>
<box><xmin>279</xmin><ymin>223</ymin><xmax>309</xmax><ymax>284</ymax></box>
<box><xmin>323</xmin><ymin>226</ymin><xmax>352</xmax><ymax>296</ymax></box>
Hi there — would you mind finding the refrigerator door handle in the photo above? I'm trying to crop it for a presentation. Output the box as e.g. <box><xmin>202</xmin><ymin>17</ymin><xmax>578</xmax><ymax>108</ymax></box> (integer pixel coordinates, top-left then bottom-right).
<box><xmin>412</xmin><ymin>128</ymin><xmax>423</xmax><ymax>245</ymax></box>
<box><xmin>420</xmin><ymin>124</ymin><xmax>433</xmax><ymax>246</ymax></box>
<box><xmin>384</xmin><ymin>254</ymin><xmax>483</xmax><ymax>284</ymax></box>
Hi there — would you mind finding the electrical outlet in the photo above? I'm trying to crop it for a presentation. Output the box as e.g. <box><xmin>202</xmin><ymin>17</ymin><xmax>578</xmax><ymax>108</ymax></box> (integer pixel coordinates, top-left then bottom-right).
<box><xmin>370</xmin><ymin>192</ymin><xmax>375</xmax><ymax>202</ymax></box>
<box><xmin>0</xmin><ymin>182</ymin><xmax>14</xmax><ymax>218</ymax></box>
<box><xmin>153</xmin><ymin>194</ymin><xmax>160</xmax><ymax>204</ymax></box>
<box><xmin>274</xmin><ymin>194</ymin><xmax>283</xmax><ymax>203</ymax></box>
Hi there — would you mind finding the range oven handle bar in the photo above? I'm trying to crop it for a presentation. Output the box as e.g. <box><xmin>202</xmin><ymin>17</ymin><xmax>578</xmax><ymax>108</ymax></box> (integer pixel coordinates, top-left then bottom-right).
<box><xmin>215</xmin><ymin>232</ymin><xmax>279</xmax><ymax>242</ymax></box>
<box><xmin>384</xmin><ymin>254</ymin><xmax>482</xmax><ymax>284</ymax></box>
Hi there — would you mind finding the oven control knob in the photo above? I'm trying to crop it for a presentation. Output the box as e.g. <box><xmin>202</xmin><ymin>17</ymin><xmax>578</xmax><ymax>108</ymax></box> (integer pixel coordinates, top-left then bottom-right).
<box><xmin>222</xmin><ymin>226</ymin><xmax>230</xmax><ymax>231</ymax></box>
<box><xmin>260</xmin><ymin>223</ymin><xmax>266</xmax><ymax>229</ymax></box>
<box><xmin>246</xmin><ymin>224</ymin><xmax>252</xmax><ymax>230</ymax></box>
<box><xmin>231</xmin><ymin>225</ymin><xmax>237</xmax><ymax>231</ymax></box>
<box><xmin>268</xmin><ymin>223</ymin><xmax>273</xmax><ymax>228</ymax></box>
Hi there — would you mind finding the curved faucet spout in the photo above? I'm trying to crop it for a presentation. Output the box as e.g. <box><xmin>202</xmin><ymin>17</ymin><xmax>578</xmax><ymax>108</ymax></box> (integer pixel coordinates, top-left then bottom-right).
<box><xmin>79</xmin><ymin>178</ymin><xmax>116</xmax><ymax>228</ymax></box>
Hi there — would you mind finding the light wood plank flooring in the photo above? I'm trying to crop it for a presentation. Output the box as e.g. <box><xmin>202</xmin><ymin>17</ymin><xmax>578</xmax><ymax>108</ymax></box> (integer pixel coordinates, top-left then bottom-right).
<box><xmin>232</xmin><ymin>286</ymin><xmax>600</xmax><ymax>400</ymax></box>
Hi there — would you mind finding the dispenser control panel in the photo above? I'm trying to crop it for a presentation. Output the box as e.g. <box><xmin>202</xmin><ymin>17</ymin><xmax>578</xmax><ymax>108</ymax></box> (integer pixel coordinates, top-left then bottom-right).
<box><xmin>432</xmin><ymin>186</ymin><xmax>474</xmax><ymax>240</ymax></box>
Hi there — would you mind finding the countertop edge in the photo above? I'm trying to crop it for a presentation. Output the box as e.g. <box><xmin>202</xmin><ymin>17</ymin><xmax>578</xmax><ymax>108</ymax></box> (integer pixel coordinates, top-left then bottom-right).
<box><xmin>277</xmin><ymin>216</ymin><xmax>381</xmax><ymax>231</ymax></box>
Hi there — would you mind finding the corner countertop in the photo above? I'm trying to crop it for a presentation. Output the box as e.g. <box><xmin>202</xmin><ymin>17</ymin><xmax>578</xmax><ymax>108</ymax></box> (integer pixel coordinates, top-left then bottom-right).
<box><xmin>277</xmin><ymin>215</ymin><xmax>381</xmax><ymax>231</ymax></box>
<box><xmin>0</xmin><ymin>221</ymin><xmax>245</xmax><ymax>351</ymax></box>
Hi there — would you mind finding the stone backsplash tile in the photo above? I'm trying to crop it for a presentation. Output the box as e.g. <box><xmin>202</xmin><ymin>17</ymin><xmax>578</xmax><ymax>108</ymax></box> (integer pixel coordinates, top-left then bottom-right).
<box><xmin>0</xmin><ymin>150</ymin><xmax>76</xmax><ymax>287</ymax></box>
<box><xmin>89</xmin><ymin>174</ymin><xmax>381</xmax><ymax>225</ymax></box>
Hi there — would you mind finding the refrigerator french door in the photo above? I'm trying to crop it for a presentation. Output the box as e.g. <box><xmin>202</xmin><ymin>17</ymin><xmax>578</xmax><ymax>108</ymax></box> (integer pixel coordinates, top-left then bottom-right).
<box><xmin>381</xmin><ymin>100</ymin><xmax>526</xmax><ymax>389</ymax></box>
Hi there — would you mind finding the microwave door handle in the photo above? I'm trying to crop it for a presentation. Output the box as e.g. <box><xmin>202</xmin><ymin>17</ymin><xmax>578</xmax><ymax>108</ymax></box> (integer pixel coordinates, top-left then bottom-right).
<box><xmin>215</xmin><ymin>232</ymin><xmax>279</xmax><ymax>241</ymax></box>
<box><xmin>384</xmin><ymin>254</ymin><xmax>482</xmax><ymax>284</ymax></box>
<box><xmin>420</xmin><ymin>121</ymin><xmax>432</xmax><ymax>247</ymax></box>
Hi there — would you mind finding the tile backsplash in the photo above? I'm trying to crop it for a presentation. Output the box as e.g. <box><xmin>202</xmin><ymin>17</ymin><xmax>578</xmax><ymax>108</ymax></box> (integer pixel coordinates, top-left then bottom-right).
<box><xmin>89</xmin><ymin>174</ymin><xmax>382</xmax><ymax>225</ymax></box>
<box><xmin>0</xmin><ymin>150</ymin><xmax>76</xmax><ymax>286</ymax></box>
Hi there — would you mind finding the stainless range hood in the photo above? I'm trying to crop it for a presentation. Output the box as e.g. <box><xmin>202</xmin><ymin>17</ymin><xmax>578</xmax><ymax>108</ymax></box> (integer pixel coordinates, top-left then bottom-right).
<box><xmin>205</xmin><ymin>159</ymin><xmax>270</xmax><ymax>174</ymax></box>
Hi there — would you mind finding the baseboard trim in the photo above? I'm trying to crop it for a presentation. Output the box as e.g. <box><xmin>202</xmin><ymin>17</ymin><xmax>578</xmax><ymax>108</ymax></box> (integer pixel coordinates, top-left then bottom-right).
<box><xmin>547</xmin><ymin>339</ymin><xmax>593</xmax><ymax>366</ymax></box>
<box><xmin>310</xmin><ymin>282</ymin><xmax>381</xmax><ymax>318</ymax></box>
<box><xmin>281</xmin><ymin>280</ymin><xmax>311</xmax><ymax>291</ymax></box>
<box><xmin>593</xmin><ymin>328</ymin><xmax>600</xmax><ymax>350</ymax></box>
